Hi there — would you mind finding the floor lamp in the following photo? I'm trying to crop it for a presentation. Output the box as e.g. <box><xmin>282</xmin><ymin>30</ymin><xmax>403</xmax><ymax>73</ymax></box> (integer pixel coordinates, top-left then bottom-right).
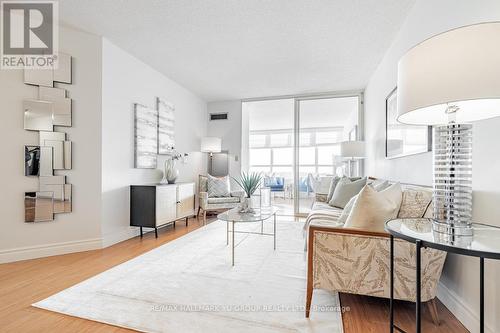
<box><xmin>397</xmin><ymin>22</ymin><xmax>500</xmax><ymax>237</ymax></box>
<box><xmin>340</xmin><ymin>141</ymin><xmax>365</xmax><ymax>177</ymax></box>
<box><xmin>201</xmin><ymin>137</ymin><xmax>222</xmax><ymax>175</ymax></box>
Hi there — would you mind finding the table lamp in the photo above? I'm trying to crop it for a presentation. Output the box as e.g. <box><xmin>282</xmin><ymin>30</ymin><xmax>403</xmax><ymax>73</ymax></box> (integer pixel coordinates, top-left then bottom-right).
<box><xmin>340</xmin><ymin>141</ymin><xmax>365</xmax><ymax>177</ymax></box>
<box><xmin>397</xmin><ymin>22</ymin><xmax>500</xmax><ymax>236</ymax></box>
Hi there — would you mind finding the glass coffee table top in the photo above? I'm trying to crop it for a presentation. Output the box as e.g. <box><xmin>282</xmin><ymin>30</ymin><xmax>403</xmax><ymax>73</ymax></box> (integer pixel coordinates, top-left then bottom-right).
<box><xmin>385</xmin><ymin>218</ymin><xmax>500</xmax><ymax>259</ymax></box>
<box><xmin>217</xmin><ymin>207</ymin><xmax>278</xmax><ymax>223</ymax></box>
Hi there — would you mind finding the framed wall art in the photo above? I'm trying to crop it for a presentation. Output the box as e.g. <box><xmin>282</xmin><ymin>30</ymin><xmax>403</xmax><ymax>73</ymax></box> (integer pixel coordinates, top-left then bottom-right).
<box><xmin>134</xmin><ymin>103</ymin><xmax>158</xmax><ymax>168</ymax></box>
<box><xmin>156</xmin><ymin>97</ymin><xmax>175</xmax><ymax>155</ymax></box>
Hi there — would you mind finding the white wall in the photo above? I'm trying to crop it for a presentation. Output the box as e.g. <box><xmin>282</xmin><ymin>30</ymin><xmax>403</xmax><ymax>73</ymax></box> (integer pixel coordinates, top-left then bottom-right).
<box><xmin>206</xmin><ymin>101</ymin><xmax>242</xmax><ymax>178</ymax></box>
<box><xmin>364</xmin><ymin>1</ymin><xmax>500</xmax><ymax>331</ymax></box>
<box><xmin>0</xmin><ymin>26</ymin><xmax>103</xmax><ymax>263</ymax></box>
<box><xmin>0</xmin><ymin>29</ymin><xmax>208</xmax><ymax>262</ymax></box>
<box><xmin>101</xmin><ymin>39</ymin><xmax>207</xmax><ymax>246</ymax></box>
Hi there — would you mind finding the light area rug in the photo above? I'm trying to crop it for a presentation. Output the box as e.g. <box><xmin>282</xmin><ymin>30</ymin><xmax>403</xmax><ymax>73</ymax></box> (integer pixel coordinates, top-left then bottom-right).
<box><xmin>33</xmin><ymin>219</ymin><xmax>344</xmax><ymax>333</ymax></box>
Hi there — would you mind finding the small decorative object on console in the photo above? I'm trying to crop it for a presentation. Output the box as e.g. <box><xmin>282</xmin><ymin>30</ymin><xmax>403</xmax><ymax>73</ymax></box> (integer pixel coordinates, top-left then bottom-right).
<box><xmin>162</xmin><ymin>148</ymin><xmax>187</xmax><ymax>184</ymax></box>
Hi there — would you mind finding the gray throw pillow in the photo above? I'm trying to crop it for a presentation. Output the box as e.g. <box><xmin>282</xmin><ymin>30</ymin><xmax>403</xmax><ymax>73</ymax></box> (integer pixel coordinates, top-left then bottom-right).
<box><xmin>328</xmin><ymin>177</ymin><xmax>367</xmax><ymax>209</ymax></box>
<box><xmin>326</xmin><ymin>176</ymin><xmax>361</xmax><ymax>202</ymax></box>
<box><xmin>207</xmin><ymin>174</ymin><xmax>231</xmax><ymax>197</ymax></box>
<box><xmin>326</xmin><ymin>176</ymin><xmax>341</xmax><ymax>202</ymax></box>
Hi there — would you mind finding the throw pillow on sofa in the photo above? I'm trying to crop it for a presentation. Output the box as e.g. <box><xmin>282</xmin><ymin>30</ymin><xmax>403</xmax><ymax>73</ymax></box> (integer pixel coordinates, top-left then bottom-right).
<box><xmin>337</xmin><ymin>180</ymin><xmax>391</xmax><ymax>224</ymax></box>
<box><xmin>326</xmin><ymin>176</ymin><xmax>341</xmax><ymax>202</ymax></box>
<box><xmin>309</xmin><ymin>175</ymin><xmax>334</xmax><ymax>195</ymax></box>
<box><xmin>337</xmin><ymin>195</ymin><xmax>357</xmax><ymax>224</ymax></box>
<box><xmin>207</xmin><ymin>174</ymin><xmax>231</xmax><ymax>197</ymax></box>
<box><xmin>397</xmin><ymin>188</ymin><xmax>433</xmax><ymax>218</ymax></box>
<box><xmin>326</xmin><ymin>176</ymin><xmax>363</xmax><ymax>202</ymax></box>
<box><xmin>328</xmin><ymin>177</ymin><xmax>367</xmax><ymax>209</ymax></box>
<box><xmin>344</xmin><ymin>183</ymin><xmax>403</xmax><ymax>233</ymax></box>
<box><xmin>373</xmin><ymin>180</ymin><xmax>391</xmax><ymax>192</ymax></box>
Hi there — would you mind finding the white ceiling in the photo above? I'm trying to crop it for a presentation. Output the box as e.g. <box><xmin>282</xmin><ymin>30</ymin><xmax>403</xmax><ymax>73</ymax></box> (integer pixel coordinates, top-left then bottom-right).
<box><xmin>59</xmin><ymin>0</ymin><xmax>415</xmax><ymax>102</ymax></box>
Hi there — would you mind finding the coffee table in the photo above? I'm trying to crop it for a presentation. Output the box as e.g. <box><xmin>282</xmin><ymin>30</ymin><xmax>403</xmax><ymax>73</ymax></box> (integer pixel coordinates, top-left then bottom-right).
<box><xmin>217</xmin><ymin>207</ymin><xmax>278</xmax><ymax>266</ymax></box>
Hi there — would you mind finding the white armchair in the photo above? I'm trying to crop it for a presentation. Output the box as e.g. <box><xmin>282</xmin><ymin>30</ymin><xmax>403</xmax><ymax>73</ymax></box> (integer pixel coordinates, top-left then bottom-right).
<box><xmin>197</xmin><ymin>175</ymin><xmax>243</xmax><ymax>224</ymax></box>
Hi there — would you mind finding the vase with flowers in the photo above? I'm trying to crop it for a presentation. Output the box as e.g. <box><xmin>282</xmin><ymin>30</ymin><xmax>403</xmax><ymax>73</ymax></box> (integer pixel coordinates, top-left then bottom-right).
<box><xmin>162</xmin><ymin>149</ymin><xmax>185</xmax><ymax>184</ymax></box>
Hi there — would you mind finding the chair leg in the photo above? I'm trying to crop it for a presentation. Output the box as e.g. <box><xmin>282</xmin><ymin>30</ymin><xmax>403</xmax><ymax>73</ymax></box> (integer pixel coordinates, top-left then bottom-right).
<box><xmin>427</xmin><ymin>299</ymin><xmax>440</xmax><ymax>326</ymax></box>
<box><xmin>203</xmin><ymin>210</ymin><xmax>207</xmax><ymax>225</ymax></box>
<box><xmin>197</xmin><ymin>206</ymin><xmax>201</xmax><ymax>219</ymax></box>
<box><xmin>305</xmin><ymin>281</ymin><xmax>313</xmax><ymax>318</ymax></box>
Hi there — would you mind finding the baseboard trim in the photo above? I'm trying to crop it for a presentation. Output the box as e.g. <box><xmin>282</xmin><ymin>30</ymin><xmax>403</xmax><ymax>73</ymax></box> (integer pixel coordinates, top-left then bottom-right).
<box><xmin>101</xmin><ymin>227</ymin><xmax>140</xmax><ymax>248</ymax></box>
<box><xmin>437</xmin><ymin>281</ymin><xmax>493</xmax><ymax>333</ymax></box>
<box><xmin>0</xmin><ymin>238</ymin><xmax>102</xmax><ymax>264</ymax></box>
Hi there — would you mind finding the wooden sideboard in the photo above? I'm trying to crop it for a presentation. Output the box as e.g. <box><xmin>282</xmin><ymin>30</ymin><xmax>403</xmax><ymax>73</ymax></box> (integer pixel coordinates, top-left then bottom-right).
<box><xmin>130</xmin><ymin>182</ymin><xmax>195</xmax><ymax>238</ymax></box>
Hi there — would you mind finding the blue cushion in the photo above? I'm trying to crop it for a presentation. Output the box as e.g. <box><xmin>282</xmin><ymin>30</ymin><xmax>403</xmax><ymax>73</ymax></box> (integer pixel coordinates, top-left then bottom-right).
<box><xmin>264</xmin><ymin>177</ymin><xmax>285</xmax><ymax>191</ymax></box>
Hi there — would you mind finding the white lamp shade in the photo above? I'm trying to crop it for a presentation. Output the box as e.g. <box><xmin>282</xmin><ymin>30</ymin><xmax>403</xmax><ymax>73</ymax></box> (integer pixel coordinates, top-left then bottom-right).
<box><xmin>340</xmin><ymin>141</ymin><xmax>365</xmax><ymax>159</ymax></box>
<box><xmin>200</xmin><ymin>137</ymin><xmax>221</xmax><ymax>153</ymax></box>
<box><xmin>397</xmin><ymin>22</ymin><xmax>500</xmax><ymax>125</ymax></box>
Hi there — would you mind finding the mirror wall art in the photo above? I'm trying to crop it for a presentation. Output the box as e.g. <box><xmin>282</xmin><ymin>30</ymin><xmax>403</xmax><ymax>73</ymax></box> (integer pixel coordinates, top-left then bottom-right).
<box><xmin>385</xmin><ymin>87</ymin><xmax>432</xmax><ymax>159</ymax></box>
<box><xmin>23</xmin><ymin>53</ymin><xmax>74</xmax><ymax>222</ymax></box>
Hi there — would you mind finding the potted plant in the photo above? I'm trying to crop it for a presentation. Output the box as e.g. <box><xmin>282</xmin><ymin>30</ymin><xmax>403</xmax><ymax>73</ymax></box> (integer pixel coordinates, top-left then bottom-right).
<box><xmin>233</xmin><ymin>172</ymin><xmax>263</xmax><ymax>213</ymax></box>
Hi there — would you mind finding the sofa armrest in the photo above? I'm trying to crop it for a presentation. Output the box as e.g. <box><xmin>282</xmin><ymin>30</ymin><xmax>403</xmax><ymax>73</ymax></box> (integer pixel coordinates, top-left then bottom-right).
<box><xmin>199</xmin><ymin>191</ymin><xmax>208</xmax><ymax>209</ymax></box>
<box><xmin>307</xmin><ymin>225</ymin><xmax>446</xmax><ymax>302</ymax></box>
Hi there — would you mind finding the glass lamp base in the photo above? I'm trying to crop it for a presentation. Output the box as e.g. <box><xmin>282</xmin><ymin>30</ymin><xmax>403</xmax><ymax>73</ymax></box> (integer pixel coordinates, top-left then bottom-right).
<box><xmin>431</xmin><ymin>219</ymin><xmax>473</xmax><ymax>236</ymax></box>
<box><xmin>433</xmin><ymin>124</ymin><xmax>473</xmax><ymax>238</ymax></box>
<box><xmin>432</xmin><ymin>219</ymin><xmax>473</xmax><ymax>246</ymax></box>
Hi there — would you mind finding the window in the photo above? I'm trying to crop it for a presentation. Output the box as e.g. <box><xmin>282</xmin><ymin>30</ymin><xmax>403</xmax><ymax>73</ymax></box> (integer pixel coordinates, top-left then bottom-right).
<box><xmin>273</xmin><ymin>147</ymin><xmax>293</xmax><ymax>165</ymax></box>
<box><xmin>272</xmin><ymin>166</ymin><xmax>293</xmax><ymax>178</ymax></box>
<box><xmin>299</xmin><ymin>166</ymin><xmax>316</xmax><ymax>176</ymax></box>
<box><xmin>249</xmin><ymin>129</ymin><xmax>344</xmax><ymax>177</ymax></box>
<box><xmin>299</xmin><ymin>147</ymin><xmax>315</xmax><ymax>165</ymax></box>
<box><xmin>317</xmin><ymin>166</ymin><xmax>335</xmax><ymax>175</ymax></box>
<box><xmin>299</xmin><ymin>132</ymin><xmax>311</xmax><ymax>146</ymax></box>
<box><xmin>316</xmin><ymin>130</ymin><xmax>342</xmax><ymax>144</ymax></box>
<box><xmin>250</xmin><ymin>148</ymin><xmax>271</xmax><ymax>165</ymax></box>
<box><xmin>250</xmin><ymin>166</ymin><xmax>271</xmax><ymax>173</ymax></box>
<box><xmin>270</xmin><ymin>133</ymin><xmax>290</xmax><ymax>147</ymax></box>
<box><xmin>317</xmin><ymin>145</ymin><xmax>340</xmax><ymax>165</ymax></box>
<box><xmin>249</xmin><ymin>134</ymin><xmax>266</xmax><ymax>148</ymax></box>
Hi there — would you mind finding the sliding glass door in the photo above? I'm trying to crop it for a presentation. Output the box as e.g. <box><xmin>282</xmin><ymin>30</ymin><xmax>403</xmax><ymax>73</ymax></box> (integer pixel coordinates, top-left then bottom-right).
<box><xmin>242</xmin><ymin>93</ymin><xmax>362</xmax><ymax>216</ymax></box>
<box><xmin>295</xmin><ymin>96</ymin><xmax>360</xmax><ymax>215</ymax></box>
<box><xmin>244</xmin><ymin>99</ymin><xmax>295</xmax><ymax>215</ymax></box>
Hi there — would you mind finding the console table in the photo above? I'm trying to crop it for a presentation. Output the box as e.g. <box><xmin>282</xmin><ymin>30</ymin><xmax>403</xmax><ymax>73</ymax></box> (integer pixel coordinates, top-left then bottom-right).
<box><xmin>385</xmin><ymin>218</ymin><xmax>500</xmax><ymax>333</ymax></box>
<box><xmin>130</xmin><ymin>183</ymin><xmax>195</xmax><ymax>238</ymax></box>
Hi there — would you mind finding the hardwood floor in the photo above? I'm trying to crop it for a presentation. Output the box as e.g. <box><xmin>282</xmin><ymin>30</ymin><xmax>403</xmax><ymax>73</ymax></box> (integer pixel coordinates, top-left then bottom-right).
<box><xmin>0</xmin><ymin>216</ymin><xmax>467</xmax><ymax>333</ymax></box>
<box><xmin>339</xmin><ymin>293</ymin><xmax>467</xmax><ymax>333</ymax></box>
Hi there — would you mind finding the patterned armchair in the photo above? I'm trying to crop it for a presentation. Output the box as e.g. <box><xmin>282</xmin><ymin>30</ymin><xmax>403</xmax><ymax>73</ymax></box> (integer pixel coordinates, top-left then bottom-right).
<box><xmin>305</xmin><ymin>183</ymin><xmax>447</xmax><ymax>326</ymax></box>
<box><xmin>197</xmin><ymin>175</ymin><xmax>243</xmax><ymax>224</ymax></box>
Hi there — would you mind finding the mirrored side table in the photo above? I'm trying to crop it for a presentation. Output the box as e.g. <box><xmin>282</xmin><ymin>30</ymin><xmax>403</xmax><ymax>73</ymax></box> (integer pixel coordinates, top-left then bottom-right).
<box><xmin>385</xmin><ymin>218</ymin><xmax>500</xmax><ymax>333</ymax></box>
